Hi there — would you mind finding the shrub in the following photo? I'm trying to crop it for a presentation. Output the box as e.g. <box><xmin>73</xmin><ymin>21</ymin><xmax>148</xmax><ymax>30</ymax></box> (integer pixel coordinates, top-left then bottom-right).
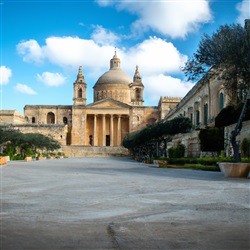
<box><xmin>199</xmin><ymin>127</ymin><xmax>224</xmax><ymax>152</ymax></box>
<box><xmin>168</xmin><ymin>144</ymin><xmax>185</xmax><ymax>158</ymax></box>
<box><xmin>241</xmin><ymin>138</ymin><xmax>250</xmax><ymax>158</ymax></box>
<box><xmin>215</xmin><ymin>103</ymin><xmax>250</xmax><ymax>128</ymax></box>
<box><xmin>3</xmin><ymin>145</ymin><xmax>17</xmax><ymax>160</ymax></box>
<box><xmin>13</xmin><ymin>154</ymin><xmax>24</xmax><ymax>160</ymax></box>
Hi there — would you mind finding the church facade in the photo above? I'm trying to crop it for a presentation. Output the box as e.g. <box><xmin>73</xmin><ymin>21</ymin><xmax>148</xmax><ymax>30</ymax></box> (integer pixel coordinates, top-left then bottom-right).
<box><xmin>22</xmin><ymin>52</ymin><xmax>181</xmax><ymax>147</ymax></box>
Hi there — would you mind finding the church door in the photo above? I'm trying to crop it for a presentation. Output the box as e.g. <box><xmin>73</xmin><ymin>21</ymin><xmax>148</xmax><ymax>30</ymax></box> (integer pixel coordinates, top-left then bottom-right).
<box><xmin>106</xmin><ymin>135</ymin><xmax>110</xmax><ymax>146</ymax></box>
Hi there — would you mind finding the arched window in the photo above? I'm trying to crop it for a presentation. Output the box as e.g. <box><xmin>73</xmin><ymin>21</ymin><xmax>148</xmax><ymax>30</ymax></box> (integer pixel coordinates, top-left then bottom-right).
<box><xmin>78</xmin><ymin>88</ymin><xmax>82</xmax><ymax>98</ymax></box>
<box><xmin>31</xmin><ymin>117</ymin><xmax>35</xmax><ymax>123</ymax></box>
<box><xmin>63</xmin><ymin>117</ymin><xmax>68</xmax><ymax>124</ymax></box>
<box><xmin>219</xmin><ymin>92</ymin><xmax>224</xmax><ymax>112</ymax></box>
<box><xmin>47</xmin><ymin>112</ymin><xmax>55</xmax><ymax>124</ymax></box>
<box><xmin>204</xmin><ymin>103</ymin><xmax>208</xmax><ymax>125</ymax></box>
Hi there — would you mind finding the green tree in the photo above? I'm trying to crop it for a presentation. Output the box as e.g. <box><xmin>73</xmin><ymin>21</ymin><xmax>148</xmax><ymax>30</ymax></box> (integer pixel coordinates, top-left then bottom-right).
<box><xmin>123</xmin><ymin>117</ymin><xmax>192</xmax><ymax>159</ymax></box>
<box><xmin>0</xmin><ymin>127</ymin><xmax>61</xmax><ymax>159</ymax></box>
<box><xmin>183</xmin><ymin>20</ymin><xmax>250</xmax><ymax>162</ymax></box>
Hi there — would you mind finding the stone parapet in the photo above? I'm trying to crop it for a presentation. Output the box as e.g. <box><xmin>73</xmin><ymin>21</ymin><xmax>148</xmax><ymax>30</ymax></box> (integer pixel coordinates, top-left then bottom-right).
<box><xmin>62</xmin><ymin>146</ymin><xmax>130</xmax><ymax>158</ymax></box>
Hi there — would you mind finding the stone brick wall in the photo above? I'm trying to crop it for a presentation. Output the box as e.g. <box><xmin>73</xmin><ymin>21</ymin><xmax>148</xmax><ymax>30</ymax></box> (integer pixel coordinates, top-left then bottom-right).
<box><xmin>0</xmin><ymin>110</ymin><xmax>28</xmax><ymax>125</ymax></box>
<box><xmin>24</xmin><ymin>105</ymin><xmax>72</xmax><ymax>126</ymax></box>
<box><xmin>62</xmin><ymin>145</ymin><xmax>129</xmax><ymax>157</ymax></box>
<box><xmin>170</xmin><ymin>121</ymin><xmax>250</xmax><ymax>157</ymax></box>
<box><xmin>12</xmin><ymin>124</ymin><xmax>68</xmax><ymax>146</ymax></box>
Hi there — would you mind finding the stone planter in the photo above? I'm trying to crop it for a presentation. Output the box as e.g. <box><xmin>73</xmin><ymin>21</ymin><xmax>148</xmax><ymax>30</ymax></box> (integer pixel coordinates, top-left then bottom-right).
<box><xmin>218</xmin><ymin>162</ymin><xmax>250</xmax><ymax>178</ymax></box>
<box><xmin>24</xmin><ymin>157</ymin><xmax>32</xmax><ymax>161</ymax></box>
<box><xmin>157</xmin><ymin>160</ymin><xmax>168</xmax><ymax>168</ymax></box>
<box><xmin>0</xmin><ymin>156</ymin><xmax>8</xmax><ymax>165</ymax></box>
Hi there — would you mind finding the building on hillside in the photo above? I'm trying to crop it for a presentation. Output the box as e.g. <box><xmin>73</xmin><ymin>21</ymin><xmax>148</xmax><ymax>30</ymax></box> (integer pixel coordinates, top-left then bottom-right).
<box><xmin>1</xmin><ymin>52</ymin><xmax>181</xmax><ymax>148</ymax></box>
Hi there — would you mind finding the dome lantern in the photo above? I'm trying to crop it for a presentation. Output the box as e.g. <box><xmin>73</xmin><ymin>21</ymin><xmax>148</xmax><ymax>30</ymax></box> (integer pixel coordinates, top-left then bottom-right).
<box><xmin>110</xmin><ymin>49</ymin><xmax>121</xmax><ymax>70</ymax></box>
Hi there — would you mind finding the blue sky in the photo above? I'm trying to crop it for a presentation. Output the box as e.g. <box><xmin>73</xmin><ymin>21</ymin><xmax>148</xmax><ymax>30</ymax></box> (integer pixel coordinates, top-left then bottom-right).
<box><xmin>0</xmin><ymin>0</ymin><xmax>249</xmax><ymax>113</ymax></box>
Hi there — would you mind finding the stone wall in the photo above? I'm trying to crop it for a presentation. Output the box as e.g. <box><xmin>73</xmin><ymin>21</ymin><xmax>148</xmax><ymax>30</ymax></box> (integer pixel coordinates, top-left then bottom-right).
<box><xmin>62</xmin><ymin>145</ymin><xmax>129</xmax><ymax>157</ymax></box>
<box><xmin>24</xmin><ymin>105</ymin><xmax>72</xmax><ymax>126</ymax></box>
<box><xmin>12</xmin><ymin>124</ymin><xmax>68</xmax><ymax>146</ymax></box>
<box><xmin>170</xmin><ymin>120</ymin><xmax>250</xmax><ymax>158</ymax></box>
<box><xmin>0</xmin><ymin>110</ymin><xmax>28</xmax><ymax>125</ymax></box>
<box><xmin>158</xmin><ymin>97</ymin><xmax>182</xmax><ymax>119</ymax></box>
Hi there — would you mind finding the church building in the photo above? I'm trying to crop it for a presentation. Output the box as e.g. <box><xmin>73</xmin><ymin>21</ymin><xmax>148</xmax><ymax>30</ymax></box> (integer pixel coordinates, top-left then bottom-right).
<box><xmin>21</xmin><ymin>52</ymin><xmax>181</xmax><ymax>147</ymax></box>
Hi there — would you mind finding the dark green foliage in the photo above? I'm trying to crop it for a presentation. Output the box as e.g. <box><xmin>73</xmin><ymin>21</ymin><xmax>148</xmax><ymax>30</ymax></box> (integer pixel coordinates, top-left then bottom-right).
<box><xmin>123</xmin><ymin>117</ymin><xmax>192</xmax><ymax>150</ymax></box>
<box><xmin>199</xmin><ymin>127</ymin><xmax>224</xmax><ymax>152</ymax></box>
<box><xmin>215</xmin><ymin>102</ymin><xmax>250</xmax><ymax>127</ymax></box>
<box><xmin>2</xmin><ymin>145</ymin><xmax>17</xmax><ymax>160</ymax></box>
<box><xmin>166</xmin><ymin>157</ymin><xmax>249</xmax><ymax>165</ymax></box>
<box><xmin>168</xmin><ymin>144</ymin><xmax>185</xmax><ymax>158</ymax></box>
<box><xmin>241</xmin><ymin>138</ymin><xmax>250</xmax><ymax>157</ymax></box>
<box><xmin>0</xmin><ymin>127</ymin><xmax>23</xmax><ymax>146</ymax></box>
<box><xmin>0</xmin><ymin>127</ymin><xmax>61</xmax><ymax>159</ymax></box>
<box><xmin>123</xmin><ymin>117</ymin><xmax>192</xmax><ymax>160</ymax></box>
<box><xmin>182</xmin><ymin>23</ymin><xmax>250</xmax><ymax>95</ymax></box>
<box><xmin>20</xmin><ymin>133</ymin><xmax>61</xmax><ymax>151</ymax></box>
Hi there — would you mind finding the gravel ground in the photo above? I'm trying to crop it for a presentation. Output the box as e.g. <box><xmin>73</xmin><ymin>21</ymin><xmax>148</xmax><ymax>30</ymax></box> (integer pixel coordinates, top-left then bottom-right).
<box><xmin>1</xmin><ymin>157</ymin><xmax>249</xmax><ymax>249</ymax></box>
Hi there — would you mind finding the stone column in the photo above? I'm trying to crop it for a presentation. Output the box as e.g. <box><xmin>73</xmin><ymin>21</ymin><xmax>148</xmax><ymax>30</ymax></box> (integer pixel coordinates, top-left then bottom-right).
<box><xmin>117</xmin><ymin>115</ymin><xmax>121</xmax><ymax>146</ymax></box>
<box><xmin>93</xmin><ymin>114</ymin><xmax>97</xmax><ymax>146</ymax></box>
<box><xmin>102</xmin><ymin>114</ymin><xmax>106</xmax><ymax>146</ymax></box>
<box><xmin>83</xmin><ymin>114</ymin><xmax>87</xmax><ymax>145</ymax></box>
<box><xmin>110</xmin><ymin>115</ymin><xmax>114</xmax><ymax>146</ymax></box>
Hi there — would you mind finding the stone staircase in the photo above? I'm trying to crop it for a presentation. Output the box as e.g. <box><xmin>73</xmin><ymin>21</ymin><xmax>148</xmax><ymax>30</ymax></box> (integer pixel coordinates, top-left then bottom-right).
<box><xmin>62</xmin><ymin>146</ymin><xmax>130</xmax><ymax>158</ymax></box>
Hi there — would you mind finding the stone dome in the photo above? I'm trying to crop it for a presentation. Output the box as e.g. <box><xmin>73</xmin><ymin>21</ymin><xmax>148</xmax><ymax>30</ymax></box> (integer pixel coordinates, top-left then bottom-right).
<box><xmin>95</xmin><ymin>68</ymin><xmax>132</xmax><ymax>86</ymax></box>
<box><xmin>93</xmin><ymin>52</ymin><xmax>133</xmax><ymax>104</ymax></box>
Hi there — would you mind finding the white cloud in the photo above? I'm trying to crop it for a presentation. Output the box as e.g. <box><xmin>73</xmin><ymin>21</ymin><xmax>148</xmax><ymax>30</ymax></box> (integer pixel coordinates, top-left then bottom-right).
<box><xmin>96</xmin><ymin>0</ymin><xmax>212</xmax><ymax>38</ymax></box>
<box><xmin>143</xmin><ymin>74</ymin><xmax>194</xmax><ymax>103</ymax></box>
<box><xmin>17</xmin><ymin>36</ymin><xmax>186</xmax><ymax>76</ymax></box>
<box><xmin>36</xmin><ymin>72</ymin><xmax>67</xmax><ymax>87</ymax></box>
<box><xmin>91</xmin><ymin>25</ymin><xmax>120</xmax><ymax>46</ymax></box>
<box><xmin>16</xmin><ymin>39</ymin><xmax>44</xmax><ymax>64</ymax></box>
<box><xmin>121</xmin><ymin>36</ymin><xmax>187</xmax><ymax>76</ymax></box>
<box><xmin>16</xmin><ymin>35</ymin><xmax>190</xmax><ymax>99</ymax></box>
<box><xmin>96</xmin><ymin>0</ymin><xmax>114</xmax><ymax>7</ymax></box>
<box><xmin>237</xmin><ymin>0</ymin><xmax>250</xmax><ymax>25</ymax></box>
<box><xmin>14</xmin><ymin>83</ymin><xmax>37</xmax><ymax>95</ymax></box>
<box><xmin>0</xmin><ymin>66</ymin><xmax>12</xmax><ymax>85</ymax></box>
<box><xmin>42</xmin><ymin>36</ymin><xmax>115</xmax><ymax>72</ymax></box>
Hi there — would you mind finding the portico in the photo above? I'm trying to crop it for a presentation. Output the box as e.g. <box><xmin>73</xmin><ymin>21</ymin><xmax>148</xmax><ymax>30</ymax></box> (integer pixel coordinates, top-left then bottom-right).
<box><xmin>86</xmin><ymin>113</ymin><xmax>129</xmax><ymax>146</ymax></box>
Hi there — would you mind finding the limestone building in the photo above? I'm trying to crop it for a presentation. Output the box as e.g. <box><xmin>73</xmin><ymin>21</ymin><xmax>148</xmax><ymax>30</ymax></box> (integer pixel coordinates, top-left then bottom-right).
<box><xmin>165</xmin><ymin>69</ymin><xmax>250</xmax><ymax>157</ymax></box>
<box><xmin>21</xmin><ymin>52</ymin><xmax>181</xmax><ymax>147</ymax></box>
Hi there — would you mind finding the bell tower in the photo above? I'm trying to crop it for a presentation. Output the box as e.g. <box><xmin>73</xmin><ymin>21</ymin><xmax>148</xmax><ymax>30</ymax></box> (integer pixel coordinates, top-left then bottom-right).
<box><xmin>130</xmin><ymin>65</ymin><xmax>144</xmax><ymax>106</ymax></box>
<box><xmin>73</xmin><ymin>66</ymin><xmax>87</xmax><ymax>106</ymax></box>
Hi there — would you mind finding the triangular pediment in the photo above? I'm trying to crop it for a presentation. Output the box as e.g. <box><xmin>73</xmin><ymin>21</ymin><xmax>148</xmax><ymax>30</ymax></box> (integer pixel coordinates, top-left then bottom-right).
<box><xmin>87</xmin><ymin>98</ymin><xmax>131</xmax><ymax>109</ymax></box>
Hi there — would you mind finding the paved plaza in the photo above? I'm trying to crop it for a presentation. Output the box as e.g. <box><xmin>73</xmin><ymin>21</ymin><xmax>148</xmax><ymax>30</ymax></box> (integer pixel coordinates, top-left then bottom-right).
<box><xmin>1</xmin><ymin>157</ymin><xmax>249</xmax><ymax>249</ymax></box>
